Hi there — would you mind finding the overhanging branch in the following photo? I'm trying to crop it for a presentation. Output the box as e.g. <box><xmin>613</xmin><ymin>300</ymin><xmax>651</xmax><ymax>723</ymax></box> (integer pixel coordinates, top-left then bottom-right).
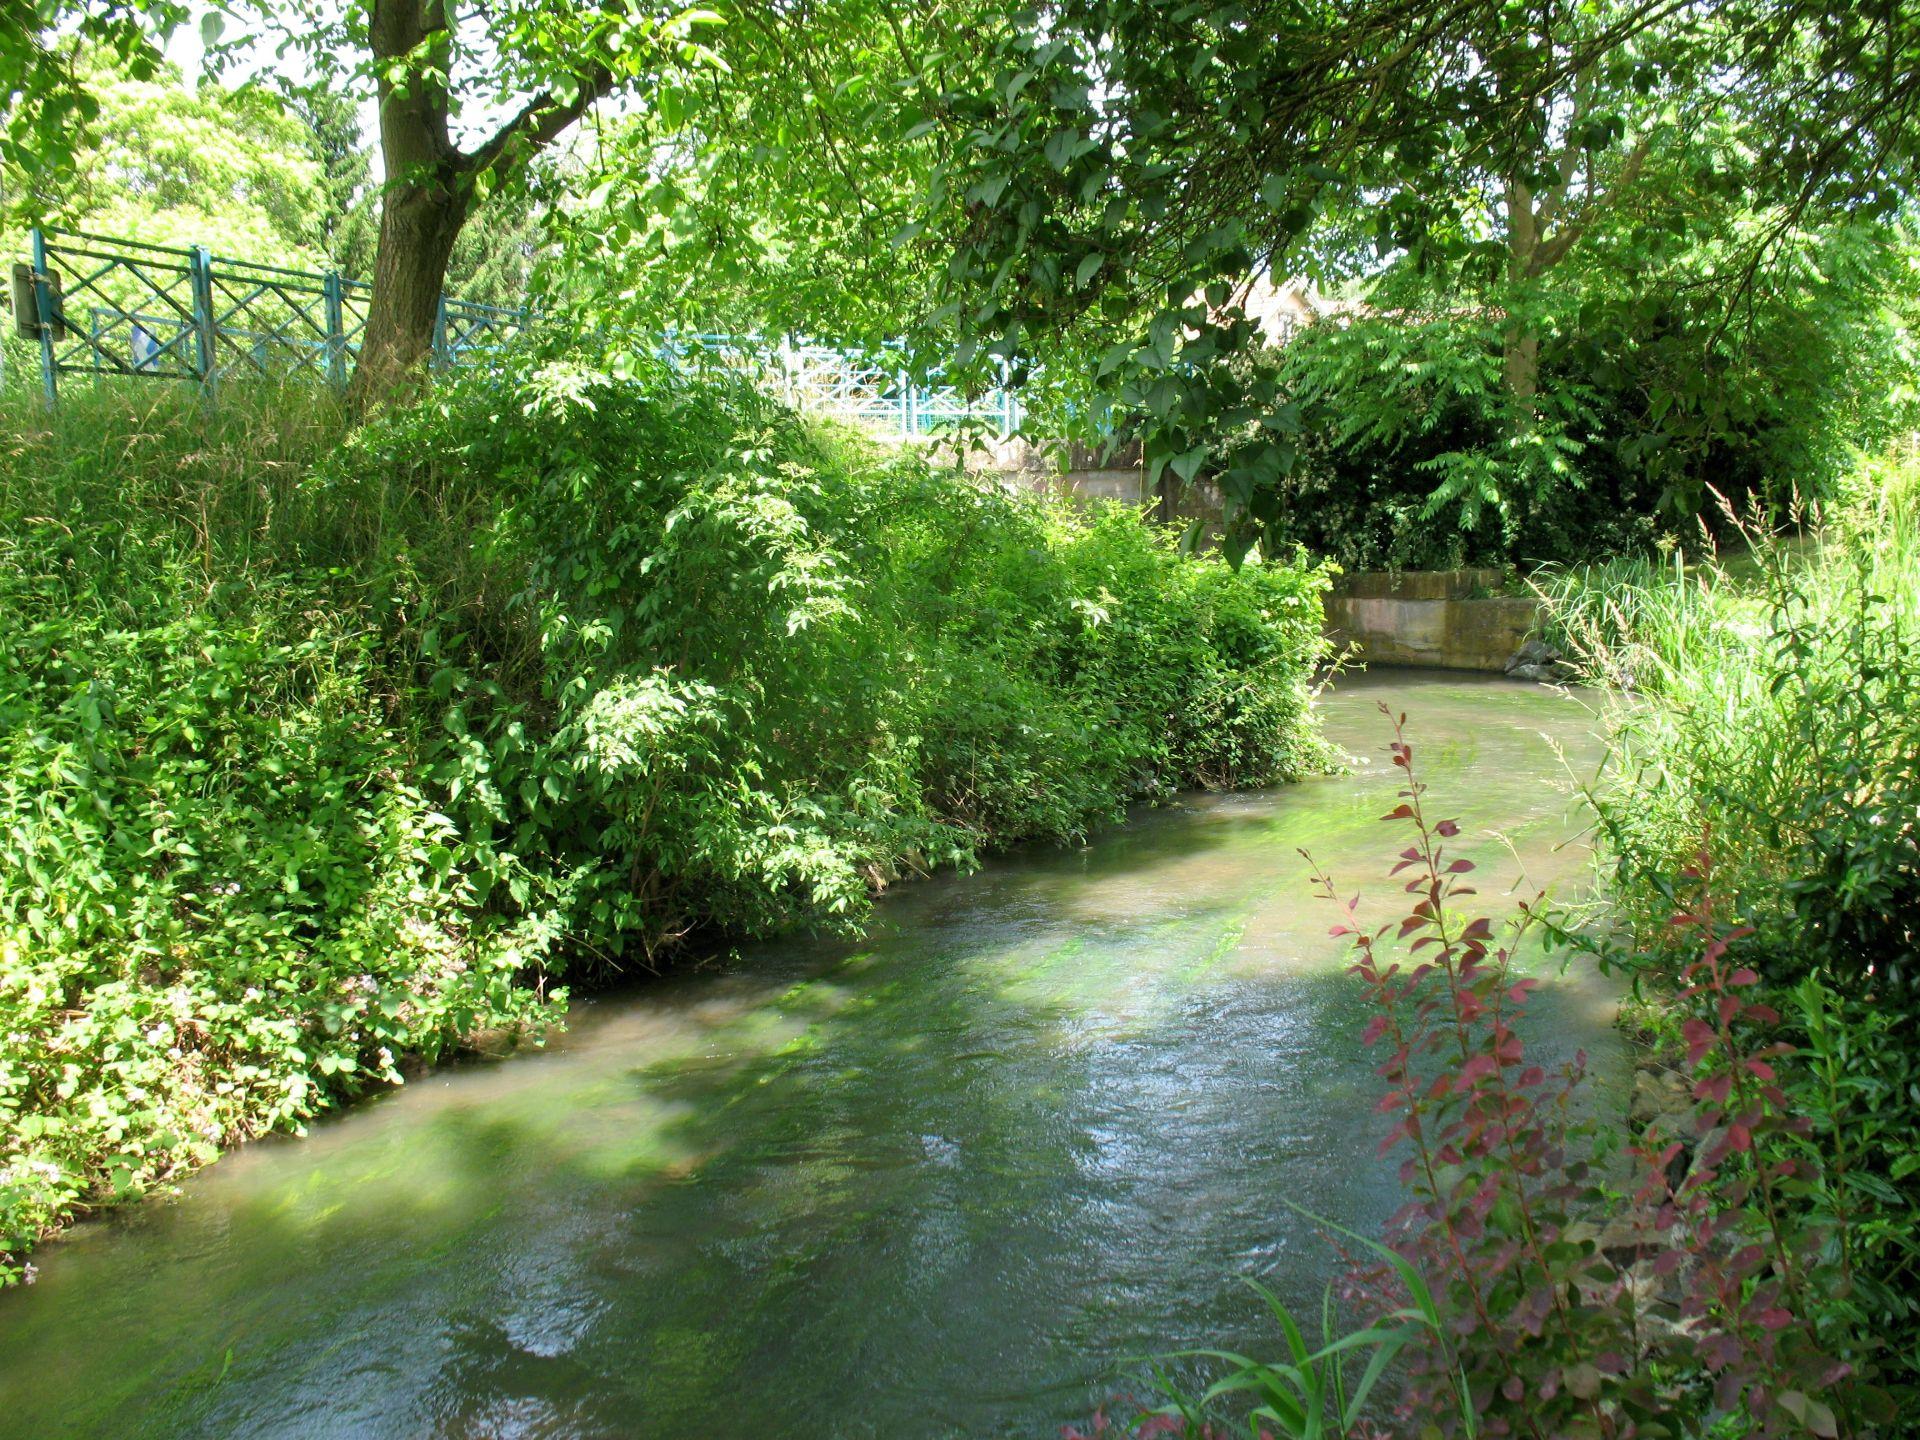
<box><xmin>463</xmin><ymin>65</ymin><xmax>619</xmax><ymax>179</ymax></box>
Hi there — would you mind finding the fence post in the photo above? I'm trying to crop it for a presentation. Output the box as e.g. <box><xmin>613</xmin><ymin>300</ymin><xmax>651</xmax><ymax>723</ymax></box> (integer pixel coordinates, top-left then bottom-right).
<box><xmin>188</xmin><ymin>245</ymin><xmax>217</xmax><ymax>393</ymax></box>
<box><xmin>30</xmin><ymin>228</ymin><xmax>58</xmax><ymax>409</ymax></box>
<box><xmin>432</xmin><ymin>296</ymin><xmax>449</xmax><ymax>370</ymax></box>
<box><xmin>323</xmin><ymin>270</ymin><xmax>347</xmax><ymax>390</ymax></box>
<box><xmin>900</xmin><ymin>366</ymin><xmax>915</xmax><ymax>439</ymax></box>
<box><xmin>777</xmin><ymin>335</ymin><xmax>797</xmax><ymax>406</ymax></box>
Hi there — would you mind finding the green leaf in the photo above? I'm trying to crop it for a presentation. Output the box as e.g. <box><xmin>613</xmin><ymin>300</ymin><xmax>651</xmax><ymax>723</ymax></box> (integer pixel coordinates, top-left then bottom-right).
<box><xmin>1778</xmin><ymin>1392</ymin><xmax>1839</xmax><ymax>1438</ymax></box>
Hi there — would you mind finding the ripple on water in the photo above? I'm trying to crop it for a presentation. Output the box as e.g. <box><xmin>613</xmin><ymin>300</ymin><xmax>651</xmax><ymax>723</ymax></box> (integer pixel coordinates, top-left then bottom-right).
<box><xmin>0</xmin><ymin>674</ymin><xmax>1619</xmax><ymax>1440</ymax></box>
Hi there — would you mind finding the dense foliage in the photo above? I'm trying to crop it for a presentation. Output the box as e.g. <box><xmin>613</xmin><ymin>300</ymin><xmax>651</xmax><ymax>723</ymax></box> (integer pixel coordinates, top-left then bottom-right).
<box><xmin>0</xmin><ymin>54</ymin><xmax>546</xmax><ymax>300</ymax></box>
<box><xmin>1551</xmin><ymin>456</ymin><xmax>1920</xmax><ymax>1391</ymax></box>
<box><xmin>12</xmin><ymin>2</ymin><xmax>1920</xmax><ymax>559</ymax></box>
<box><xmin>1221</xmin><ymin>219</ymin><xmax>1916</xmax><ymax>570</ymax></box>
<box><xmin>920</xmin><ymin>0</ymin><xmax>1920</xmax><ymax>562</ymax></box>
<box><xmin>0</xmin><ymin>366</ymin><xmax>1332</xmax><ymax>1280</ymax></box>
<box><xmin>6</xmin><ymin>4</ymin><xmax>1920</xmax><ymax>1431</ymax></box>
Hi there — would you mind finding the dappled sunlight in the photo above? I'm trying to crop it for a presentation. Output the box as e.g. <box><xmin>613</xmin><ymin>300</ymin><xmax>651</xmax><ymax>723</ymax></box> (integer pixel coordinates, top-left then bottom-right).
<box><xmin>0</xmin><ymin>676</ymin><xmax>1624</xmax><ymax>1440</ymax></box>
<box><xmin>4</xmin><ymin>1</ymin><xmax>1914</xmax><ymax>1424</ymax></box>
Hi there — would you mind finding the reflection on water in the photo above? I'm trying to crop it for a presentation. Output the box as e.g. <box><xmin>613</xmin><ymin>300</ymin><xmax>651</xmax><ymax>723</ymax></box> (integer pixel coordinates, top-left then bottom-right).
<box><xmin>0</xmin><ymin>674</ymin><xmax>1613</xmax><ymax>1440</ymax></box>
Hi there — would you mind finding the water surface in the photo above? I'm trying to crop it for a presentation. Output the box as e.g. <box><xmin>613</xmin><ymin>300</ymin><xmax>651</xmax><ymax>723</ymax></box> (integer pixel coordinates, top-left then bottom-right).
<box><xmin>0</xmin><ymin>674</ymin><xmax>1613</xmax><ymax>1439</ymax></box>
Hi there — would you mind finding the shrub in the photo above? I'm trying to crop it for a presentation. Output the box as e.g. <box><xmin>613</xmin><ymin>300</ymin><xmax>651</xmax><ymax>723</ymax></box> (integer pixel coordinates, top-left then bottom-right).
<box><xmin>1130</xmin><ymin>718</ymin><xmax>1884</xmax><ymax>1438</ymax></box>
<box><xmin>325</xmin><ymin>360</ymin><xmax>1335</xmax><ymax>957</ymax></box>
<box><xmin>1545</xmin><ymin>454</ymin><xmax>1920</xmax><ymax>1405</ymax></box>
<box><xmin>0</xmin><ymin>364</ymin><xmax>1334</xmax><ymax>1278</ymax></box>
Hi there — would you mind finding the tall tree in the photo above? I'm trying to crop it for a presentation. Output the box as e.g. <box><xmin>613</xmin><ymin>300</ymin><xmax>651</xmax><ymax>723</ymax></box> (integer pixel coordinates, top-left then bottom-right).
<box><xmin>4</xmin><ymin>0</ymin><xmax>730</xmax><ymax>403</ymax></box>
<box><xmin>329</xmin><ymin>0</ymin><xmax>725</xmax><ymax>402</ymax></box>
<box><xmin>9</xmin><ymin>0</ymin><xmax>1917</xmax><ymax>428</ymax></box>
<box><xmin>291</xmin><ymin>83</ymin><xmax>547</xmax><ymax>310</ymax></box>
<box><xmin>918</xmin><ymin>0</ymin><xmax>1920</xmax><ymax>553</ymax></box>
<box><xmin>4</xmin><ymin>51</ymin><xmax>329</xmax><ymax>266</ymax></box>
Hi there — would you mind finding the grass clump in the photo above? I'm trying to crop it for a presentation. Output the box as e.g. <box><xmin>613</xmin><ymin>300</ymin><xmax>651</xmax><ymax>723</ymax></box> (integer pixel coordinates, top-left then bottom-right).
<box><xmin>1542</xmin><ymin>452</ymin><xmax>1920</xmax><ymax>1395</ymax></box>
<box><xmin>0</xmin><ymin>362</ymin><xmax>1334</xmax><ymax>1278</ymax></box>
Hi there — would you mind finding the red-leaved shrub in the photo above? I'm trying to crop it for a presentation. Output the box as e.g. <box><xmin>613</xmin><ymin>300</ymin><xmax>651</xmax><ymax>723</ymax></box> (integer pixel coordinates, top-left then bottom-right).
<box><xmin>1324</xmin><ymin>708</ymin><xmax>1870</xmax><ymax>1438</ymax></box>
<box><xmin>1076</xmin><ymin>709</ymin><xmax>1882</xmax><ymax>1439</ymax></box>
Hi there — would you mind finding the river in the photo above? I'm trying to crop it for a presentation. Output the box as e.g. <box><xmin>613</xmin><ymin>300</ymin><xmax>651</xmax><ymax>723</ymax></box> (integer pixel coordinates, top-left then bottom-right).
<box><xmin>0</xmin><ymin>673</ymin><xmax>1615</xmax><ymax>1440</ymax></box>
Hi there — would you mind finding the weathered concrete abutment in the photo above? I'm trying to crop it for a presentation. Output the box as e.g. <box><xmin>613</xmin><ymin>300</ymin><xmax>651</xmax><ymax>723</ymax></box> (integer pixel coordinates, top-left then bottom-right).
<box><xmin>1324</xmin><ymin>570</ymin><xmax>1541</xmax><ymax>672</ymax></box>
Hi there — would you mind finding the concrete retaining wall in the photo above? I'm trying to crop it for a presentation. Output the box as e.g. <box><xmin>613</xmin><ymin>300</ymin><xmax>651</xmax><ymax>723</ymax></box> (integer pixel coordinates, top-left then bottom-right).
<box><xmin>975</xmin><ymin>447</ymin><xmax>1539</xmax><ymax>673</ymax></box>
<box><xmin>1324</xmin><ymin>571</ymin><xmax>1540</xmax><ymax>672</ymax></box>
<box><xmin>983</xmin><ymin>441</ymin><xmax>1230</xmax><ymax>532</ymax></box>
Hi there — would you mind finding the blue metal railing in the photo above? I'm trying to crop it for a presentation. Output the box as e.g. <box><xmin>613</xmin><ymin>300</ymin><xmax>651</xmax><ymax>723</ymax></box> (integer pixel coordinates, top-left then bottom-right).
<box><xmin>11</xmin><ymin>226</ymin><xmax>1016</xmax><ymax>439</ymax></box>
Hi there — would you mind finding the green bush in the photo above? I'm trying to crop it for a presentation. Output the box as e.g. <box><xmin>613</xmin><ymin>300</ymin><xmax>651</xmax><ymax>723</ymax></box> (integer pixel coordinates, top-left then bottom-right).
<box><xmin>1212</xmin><ymin>213</ymin><xmax>1917</xmax><ymax>573</ymax></box>
<box><xmin>0</xmin><ymin>364</ymin><xmax>1333</xmax><ymax>1278</ymax></box>
<box><xmin>1545</xmin><ymin>454</ymin><xmax>1920</xmax><ymax>1390</ymax></box>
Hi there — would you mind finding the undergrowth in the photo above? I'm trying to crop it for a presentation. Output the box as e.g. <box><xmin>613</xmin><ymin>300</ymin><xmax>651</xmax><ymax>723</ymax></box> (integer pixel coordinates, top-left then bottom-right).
<box><xmin>0</xmin><ymin>364</ymin><xmax>1334</xmax><ymax>1279</ymax></box>
<box><xmin>1533</xmin><ymin>451</ymin><xmax>1916</xmax><ymax>1426</ymax></box>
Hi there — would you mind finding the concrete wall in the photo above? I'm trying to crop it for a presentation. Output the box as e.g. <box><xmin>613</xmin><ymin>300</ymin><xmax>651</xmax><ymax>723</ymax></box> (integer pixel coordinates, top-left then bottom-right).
<box><xmin>981</xmin><ymin>440</ymin><xmax>1232</xmax><ymax>534</ymax></box>
<box><xmin>974</xmin><ymin>447</ymin><xmax>1540</xmax><ymax>672</ymax></box>
<box><xmin>1048</xmin><ymin>467</ymin><xmax>1151</xmax><ymax>505</ymax></box>
<box><xmin>1324</xmin><ymin>571</ymin><xmax>1540</xmax><ymax>672</ymax></box>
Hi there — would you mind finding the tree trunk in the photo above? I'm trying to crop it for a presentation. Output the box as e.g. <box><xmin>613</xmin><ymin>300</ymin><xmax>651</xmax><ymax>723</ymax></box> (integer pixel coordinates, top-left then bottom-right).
<box><xmin>346</xmin><ymin>0</ymin><xmax>465</xmax><ymax>411</ymax></box>
<box><xmin>1504</xmin><ymin>329</ymin><xmax>1539</xmax><ymax>407</ymax></box>
<box><xmin>348</xmin><ymin>179</ymin><xmax>467</xmax><ymax>407</ymax></box>
<box><xmin>344</xmin><ymin>0</ymin><xmax>613</xmax><ymax>410</ymax></box>
<box><xmin>1503</xmin><ymin>175</ymin><xmax>1540</xmax><ymax>413</ymax></box>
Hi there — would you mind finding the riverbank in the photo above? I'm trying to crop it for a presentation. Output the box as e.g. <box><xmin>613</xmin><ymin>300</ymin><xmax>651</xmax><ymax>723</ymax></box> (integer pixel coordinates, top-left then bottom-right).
<box><xmin>0</xmin><ymin>366</ymin><xmax>1335</xmax><ymax>1283</ymax></box>
<box><xmin>0</xmin><ymin>673</ymin><xmax>1613</xmax><ymax>1440</ymax></box>
<box><xmin>1548</xmin><ymin>462</ymin><xmax>1920</xmax><ymax>1414</ymax></box>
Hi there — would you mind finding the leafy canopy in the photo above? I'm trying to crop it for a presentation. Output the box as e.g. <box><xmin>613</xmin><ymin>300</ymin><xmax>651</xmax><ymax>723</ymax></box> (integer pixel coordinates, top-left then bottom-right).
<box><xmin>919</xmin><ymin>0</ymin><xmax>1920</xmax><ymax>554</ymax></box>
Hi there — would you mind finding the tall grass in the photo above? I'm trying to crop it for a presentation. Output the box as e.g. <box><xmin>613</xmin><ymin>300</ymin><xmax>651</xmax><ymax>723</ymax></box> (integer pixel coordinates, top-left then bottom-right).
<box><xmin>1537</xmin><ymin>469</ymin><xmax>1918</xmax><ymax>935</ymax></box>
<box><xmin>1531</xmin><ymin>549</ymin><xmax>1738</xmax><ymax>693</ymax></box>
<box><xmin>1541</xmin><ymin>451</ymin><xmax>1920</xmax><ymax>1394</ymax></box>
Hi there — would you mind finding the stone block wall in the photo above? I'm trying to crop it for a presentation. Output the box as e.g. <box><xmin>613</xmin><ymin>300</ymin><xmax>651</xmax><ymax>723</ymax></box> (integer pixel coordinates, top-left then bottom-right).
<box><xmin>1324</xmin><ymin>571</ymin><xmax>1541</xmax><ymax>672</ymax></box>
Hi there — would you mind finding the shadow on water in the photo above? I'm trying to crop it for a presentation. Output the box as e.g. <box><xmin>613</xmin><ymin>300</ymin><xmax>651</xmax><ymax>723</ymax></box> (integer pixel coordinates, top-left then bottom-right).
<box><xmin>0</xmin><ymin>674</ymin><xmax>1617</xmax><ymax>1440</ymax></box>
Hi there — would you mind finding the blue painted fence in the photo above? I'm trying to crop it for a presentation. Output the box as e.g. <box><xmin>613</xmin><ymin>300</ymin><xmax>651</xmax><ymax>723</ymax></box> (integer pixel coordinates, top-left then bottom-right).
<box><xmin>10</xmin><ymin>227</ymin><xmax>1017</xmax><ymax>439</ymax></box>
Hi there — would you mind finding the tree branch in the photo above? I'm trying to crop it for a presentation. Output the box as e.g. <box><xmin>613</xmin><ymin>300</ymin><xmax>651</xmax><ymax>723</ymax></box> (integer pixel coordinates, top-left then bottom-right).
<box><xmin>463</xmin><ymin>66</ymin><xmax>620</xmax><ymax>179</ymax></box>
<box><xmin>1533</xmin><ymin>63</ymin><xmax>1593</xmax><ymax>233</ymax></box>
<box><xmin>1532</xmin><ymin>133</ymin><xmax>1650</xmax><ymax>274</ymax></box>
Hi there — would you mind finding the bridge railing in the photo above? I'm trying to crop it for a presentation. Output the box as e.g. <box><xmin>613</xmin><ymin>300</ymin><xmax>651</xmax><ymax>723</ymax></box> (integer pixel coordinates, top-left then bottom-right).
<box><xmin>8</xmin><ymin>226</ymin><xmax>1015</xmax><ymax>439</ymax></box>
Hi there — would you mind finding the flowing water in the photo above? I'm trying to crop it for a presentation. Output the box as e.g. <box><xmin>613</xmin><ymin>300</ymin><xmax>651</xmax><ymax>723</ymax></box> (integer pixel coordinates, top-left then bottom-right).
<box><xmin>0</xmin><ymin>674</ymin><xmax>1617</xmax><ymax>1440</ymax></box>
